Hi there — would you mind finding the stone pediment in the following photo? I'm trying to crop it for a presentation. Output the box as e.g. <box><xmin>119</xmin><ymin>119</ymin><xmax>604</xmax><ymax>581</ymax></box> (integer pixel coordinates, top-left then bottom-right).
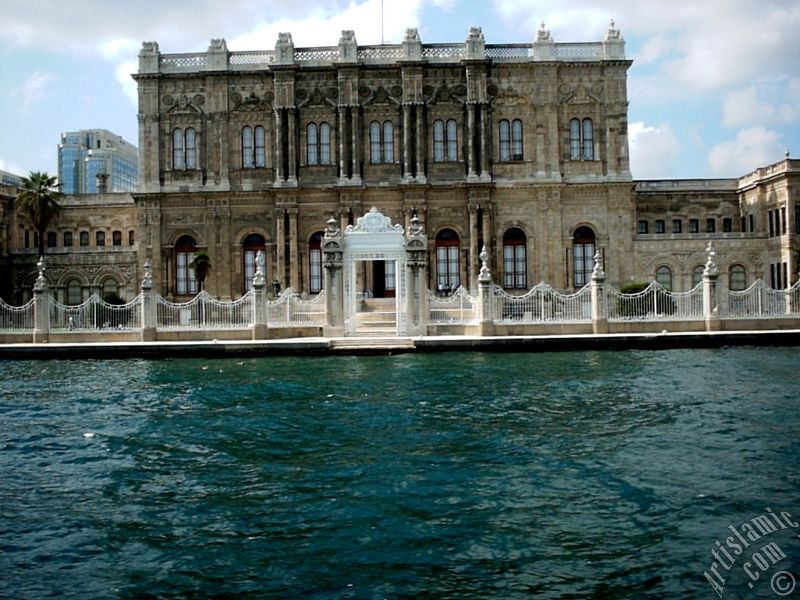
<box><xmin>164</xmin><ymin>94</ymin><xmax>204</xmax><ymax>114</ymax></box>
<box><xmin>425</xmin><ymin>83</ymin><xmax>466</xmax><ymax>106</ymax></box>
<box><xmin>296</xmin><ymin>87</ymin><xmax>337</xmax><ymax>108</ymax></box>
<box><xmin>346</xmin><ymin>207</ymin><xmax>404</xmax><ymax>234</ymax></box>
<box><xmin>361</xmin><ymin>85</ymin><xmax>402</xmax><ymax>107</ymax></box>
<box><xmin>231</xmin><ymin>90</ymin><xmax>274</xmax><ymax>112</ymax></box>
<box><xmin>559</xmin><ymin>83</ymin><xmax>603</xmax><ymax>105</ymax></box>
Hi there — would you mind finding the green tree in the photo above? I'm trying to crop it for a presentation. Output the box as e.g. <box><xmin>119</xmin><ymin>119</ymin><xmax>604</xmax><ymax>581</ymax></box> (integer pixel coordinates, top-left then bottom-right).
<box><xmin>189</xmin><ymin>249</ymin><xmax>211</xmax><ymax>292</ymax></box>
<box><xmin>16</xmin><ymin>171</ymin><xmax>63</xmax><ymax>258</ymax></box>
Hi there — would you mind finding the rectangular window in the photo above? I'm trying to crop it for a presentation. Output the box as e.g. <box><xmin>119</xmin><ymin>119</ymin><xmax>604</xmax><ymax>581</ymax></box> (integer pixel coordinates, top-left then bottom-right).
<box><xmin>749</xmin><ymin>214</ymin><xmax>755</xmax><ymax>232</ymax></box>
<box><xmin>655</xmin><ymin>220</ymin><xmax>665</xmax><ymax>234</ymax></box>
<box><xmin>783</xmin><ymin>262</ymin><xmax>788</xmax><ymax>290</ymax></box>
<box><xmin>796</xmin><ymin>206</ymin><xmax>800</xmax><ymax>234</ymax></box>
<box><xmin>80</xmin><ymin>231</ymin><xmax>89</xmax><ymax>247</ymax></box>
<box><xmin>129</xmin><ymin>230</ymin><xmax>135</xmax><ymax>245</ymax></box>
<box><xmin>689</xmin><ymin>219</ymin><xmax>699</xmax><ymax>233</ymax></box>
<box><xmin>769</xmin><ymin>210</ymin><xmax>775</xmax><ymax>236</ymax></box>
<box><xmin>741</xmin><ymin>217</ymin><xmax>746</xmax><ymax>233</ymax></box>
<box><xmin>47</xmin><ymin>231</ymin><xmax>57</xmax><ymax>248</ymax></box>
<box><xmin>385</xmin><ymin>260</ymin><xmax>396</xmax><ymax>292</ymax></box>
<box><xmin>770</xmin><ymin>263</ymin><xmax>776</xmax><ymax>289</ymax></box>
<box><xmin>96</xmin><ymin>231</ymin><xmax>105</xmax><ymax>246</ymax></box>
<box><xmin>722</xmin><ymin>218</ymin><xmax>732</xmax><ymax>233</ymax></box>
<box><xmin>309</xmin><ymin>248</ymin><xmax>322</xmax><ymax>293</ymax></box>
<box><xmin>672</xmin><ymin>219</ymin><xmax>682</xmax><ymax>234</ymax></box>
<box><xmin>637</xmin><ymin>220</ymin><xmax>648</xmax><ymax>234</ymax></box>
<box><xmin>781</xmin><ymin>206</ymin><xmax>787</xmax><ymax>235</ymax></box>
<box><xmin>706</xmin><ymin>218</ymin><xmax>716</xmax><ymax>233</ymax></box>
<box><xmin>63</xmin><ymin>232</ymin><xmax>73</xmax><ymax>247</ymax></box>
<box><xmin>112</xmin><ymin>231</ymin><xmax>122</xmax><ymax>246</ymax></box>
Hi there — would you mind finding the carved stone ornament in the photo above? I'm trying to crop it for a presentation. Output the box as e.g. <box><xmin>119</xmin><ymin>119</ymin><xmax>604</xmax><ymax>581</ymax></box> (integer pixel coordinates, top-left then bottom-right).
<box><xmin>346</xmin><ymin>207</ymin><xmax>404</xmax><ymax>234</ymax></box>
<box><xmin>703</xmin><ymin>241</ymin><xmax>718</xmax><ymax>277</ymax></box>
<box><xmin>324</xmin><ymin>216</ymin><xmax>341</xmax><ymax>239</ymax></box>
<box><xmin>141</xmin><ymin>259</ymin><xmax>153</xmax><ymax>289</ymax></box>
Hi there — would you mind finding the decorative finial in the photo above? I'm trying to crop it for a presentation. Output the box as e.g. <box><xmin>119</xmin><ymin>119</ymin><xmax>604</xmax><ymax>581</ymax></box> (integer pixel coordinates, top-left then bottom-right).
<box><xmin>33</xmin><ymin>256</ymin><xmax>47</xmax><ymax>292</ymax></box>
<box><xmin>141</xmin><ymin>258</ymin><xmax>153</xmax><ymax>289</ymax></box>
<box><xmin>253</xmin><ymin>250</ymin><xmax>266</xmax><ymax>288</ymax></box>
<box><xmin>536</xmin><ymin>21</ymin><xmax>552</xmax><ymax>42</ymax></box>
<box><xmin>703</xmin><ymin>241</ymin><xmax>718</xmax><ymax>277</ymax></box>
<box><xmin>324</xmin><ymin>216</ymin><xmax>341</xmax><ymax>238</ymax></box>
<box><xmin>591</xmin><ymin>251</ymin><xmax>605</xmax><ymax>279</ymax></box>
<box><xmin>478</xmin><ymin>245</ymin><xmax>491</xmax><ymax>282</ymax></box>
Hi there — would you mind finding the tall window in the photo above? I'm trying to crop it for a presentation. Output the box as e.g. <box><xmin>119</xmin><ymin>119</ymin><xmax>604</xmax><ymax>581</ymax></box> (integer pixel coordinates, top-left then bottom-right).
<box><xmin>112</xmin><ymin>231</ymin><xmax>122</xmax><ymax>246</ymax></box>
<box><xmin>243</xmin><ymin>233</ymin><xmax>267</xmax><ymax>291</ymax></box>
<box><xmin>369</xmin><ymin>121</ymin><xmax>394</xmax><ymax>164</ymax></box>
<box><xmin>656</xmin><ymin>266</ymin><xmax>673</xmax><ymax>291</ymax></box>
<box><xmin>307</xmin><ymin>123</ymin><xmax>331</xmax><ymax>165</ymax></box>
<box><xmin>572</xmin><ymin>226</ymin><xmax>595</xmax><ymax>288</ymax></box>
<box><xmin>309</xmin><ymin>232</ymin><xmax>323</xmax><ymax>293</ymax></box>
<box><xmin>63</xmin><ymin>231</ymin><xmax>73</xmax><ymax>247</ymax></box>
<box><xmin>102</xmin><ymin>278</ymin><xmax>118</xmax><ymax>301</ymax></box>
<box><xmin>175</xmin><ymin>235</ymin><xmax>198</xmax><ymax>296</ymax></box>
<box><xmin>433</xmin><ymin>119</ymin><xmax>458</xmax><ymax>162</ymax></box>
<box><xmin>729</xmin><ymin>265</ymin><xmax>746</xmax><ymax>291</ymax></box>
<box><xmin>96</xmin><ymin>231</ymin><xmax>105</xmax><ymax>246</ymax></box>
<box><xmin>672</xmin><ymin>219</ymin><xmax>682</xmax><ymax>234</ymax></box>
<box><xmin>80</xmin><ymin>231</ymin><xmax>89</xmax><ymax>247</ymax></box>
<box><xmin>569</xmin><ymin>118</ymin><xmax>594</xmax><ymax>160</ymax></box>
<box><xmin>503</xmin><ymin>228</ymin><xmax>527</xmax><ymax>289</ymax></box>
<box><xmin>435</xmin><ymin>228</ymin><xmax>460</xmax><ymax>292</ymax></box>
<box><xmin>384</xmin><ymin>261</ymin><xmax>396</xmax><ymax>293</ymax></box>
<box><xmin>242</xmin><ymin>126</ymin><xmax>266</xmax><ymax>168</ymax></box>
<box><xmin>499</xmin><ymin>119</ymin><xmax>523</xmax><ymax>161</ymax></box>
<box><xmin>172</xmin><ymin>127</ymin><xmax>198</xmax><ymax>170</ymax></box>
<box><xmin>47</xmin><ymin>231</ymin><xmax>57</xmax><ymax>248</ymax></box>
<box><xmin>67</xmin><ymin>280</ymin><xmax>82</xmax><ymax>305</ymax></box>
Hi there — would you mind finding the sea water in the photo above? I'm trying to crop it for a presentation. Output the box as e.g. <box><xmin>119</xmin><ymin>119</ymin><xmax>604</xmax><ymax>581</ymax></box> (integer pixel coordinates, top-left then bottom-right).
<box><xmin>1</xmin><ymin>348</ymin><xmax>798</xmax><ymax>598</ymax></box>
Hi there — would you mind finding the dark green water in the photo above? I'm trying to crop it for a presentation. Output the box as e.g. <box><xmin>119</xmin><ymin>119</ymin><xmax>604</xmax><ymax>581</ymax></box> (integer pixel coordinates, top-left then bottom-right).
<box><xmin>1</xmin><ymin>348</ymin><xmax>798</xmax><ymax>599</ymax></box>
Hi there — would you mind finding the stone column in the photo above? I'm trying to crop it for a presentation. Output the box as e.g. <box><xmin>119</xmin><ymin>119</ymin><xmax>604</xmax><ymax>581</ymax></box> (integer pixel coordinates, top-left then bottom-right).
<box><xmin>274</xmin><ymin>109</ymin><xmax>284</xmax><ymax>184</ymax></box>
<box><xmin>703</xmin><ymin>241</ymin><xmax>720</xmax><ymax>331</ymax></box>
<box><xmin>32</xmin><ymin>257</ymin><xmax>50</xmax><ymax>344</ymax></box>
<box><xmin>286</xmin><ymin>108</ymin><xmax>297</xmax><ymax>185</ymax></box>
<box><xmin>468</xmin><ymin>205</ymin><xmax>479</xmax><ymax>292</ymax></box>
<box><xmin>338</xmin><ymin>107</ymin><xmax>348</xmax><ymax>182</ymax></box>
<box><xmin>467</xmin><ymin>105</ymin><xmax>477</xmax><ymax>181</ymax></box>
<box><xmin>479</xmin><ymin>104</ymin><xmax>490</xmax><ymax>180</ymax></box>
<box><xmin>590</xmin><ymin>252</ymin><xmax>608</xmax><ymax>334</ymax></box>
<box><xmin>477</xmin><ymin>246</ymin><xmax>494</xmax><ymax>336</ymax></box>
<box><xmin>251</xmin><ymin>250</ymin><xmax>268</xmax><ymax>340</ymax></box>
<box><xmin>275</xmin><ymin>208</ymin><xmax>285</xmax><ymax>289</ymax></box>
<box><xmin>322</xmin><ymin>218</ymin><xmax>344</xmax><ymax>337</ymax></box>
<box><xmin>140</xmin><ymin>259</ymin><xmax>157</xmax><ymax>341</ymax></box>
<box><xmin>405</xmin><ymin>216</ymin><xmax>428</xmax><ymax>336</ymax></box>
<box><xmin>415</xmin><ymin>106</ymin><xmax>426</xmax><ymax>183</ymax></box>
<box><xmin>288</xmin><ymin>208</ymin><xmax>299</xmax><ymax>291</ymax></box>
<box><xmin>403</xmin><ymin>104</ymin><xmax>412</xmax><ymax>180</ymax></box>
<box><xmin>350</xmin><ymin>107</ymin><xmax>361</xmax><ymax>184</ymax></box>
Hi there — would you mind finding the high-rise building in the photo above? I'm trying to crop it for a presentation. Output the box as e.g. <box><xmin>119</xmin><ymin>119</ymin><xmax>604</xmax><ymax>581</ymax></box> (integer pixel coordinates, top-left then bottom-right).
<box><xmin>58</xmin><ymin>129</ymin><xmax>138</xmax><ymax>194</ymax></box>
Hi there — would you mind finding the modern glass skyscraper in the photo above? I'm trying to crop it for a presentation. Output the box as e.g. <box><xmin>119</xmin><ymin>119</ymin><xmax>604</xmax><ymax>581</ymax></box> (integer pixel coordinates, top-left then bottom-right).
<box><xmin>58</xmin><ymin>129</ymin><xmax>137</xmax><ymax>194</ymax></box>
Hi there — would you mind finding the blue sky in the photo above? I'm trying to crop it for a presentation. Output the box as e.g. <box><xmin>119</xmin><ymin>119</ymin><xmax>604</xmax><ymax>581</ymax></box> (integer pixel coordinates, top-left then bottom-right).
<box><xmin>2</xmin><ymin>0</ymin><xmax>798</xmax><ymax>180</ymax></box>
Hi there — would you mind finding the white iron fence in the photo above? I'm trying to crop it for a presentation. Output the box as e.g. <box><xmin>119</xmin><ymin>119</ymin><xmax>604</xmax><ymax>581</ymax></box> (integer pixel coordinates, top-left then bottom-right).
<box><xmin>51</xmin><ymin>294</ymin><xmax>142</xmax><ymax>331</ymax></box>
<box><xmin>718</xmin><ymin>279</ymin><xmax>799</xmax><ymax>319</ymax></box>
<box><xmin>157</xmin><ymin>290</ymin><xmax>254</xmax><ymax>329</ymax></box>
<box><xmin>0</xmin><ymin>297</ymin><xmax>34</xmax><ymax>331</ymax></box>
<box><xmin>267</xmin><ymin>288</ymin><xmax>326</xmax><ymax>327</ymax></box>
<box><xmin>606</xmin><ymin>282</ymin><xmax>704</xmax><ymax>321</ymax></box>
<box><xmin>428</xmin><ymin>287</ymin><xmax>479</xmax><ymax>324</ymax></box>
<box><xmin>493</xmin><ymin>282</ymin><xmax>592</xmax><ymax>323</ymax></box>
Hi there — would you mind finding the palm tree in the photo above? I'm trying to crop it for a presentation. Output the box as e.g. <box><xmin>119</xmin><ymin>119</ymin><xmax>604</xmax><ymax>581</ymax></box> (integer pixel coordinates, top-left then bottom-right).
<box><xmin>189</xmin><ymin>249</ymin><xmax>211</xmax><ymax>292</ymax></box>
<box><xmin>16</xmin><ymin>171</ymin><xmax>62</xmax><ymax>257</ymax></box>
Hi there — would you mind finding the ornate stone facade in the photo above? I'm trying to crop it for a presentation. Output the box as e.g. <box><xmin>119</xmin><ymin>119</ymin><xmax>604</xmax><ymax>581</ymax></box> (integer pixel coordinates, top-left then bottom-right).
<box><xmin>3</xmin><ymin>25</ymin><xmax>799</xmax><ymax>306</ymax></box>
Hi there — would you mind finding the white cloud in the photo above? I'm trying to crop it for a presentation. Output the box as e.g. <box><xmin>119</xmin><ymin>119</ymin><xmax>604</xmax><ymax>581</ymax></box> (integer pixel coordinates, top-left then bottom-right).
<box><xmin>0</xmin><ymin>158</ymin><xmax>28</xmax><ymax>176</ymax></box>
<box><xmin>116</xmin><ymin>60</ymin><xmax>139</xmax><ymax>107</ymax></box>
<box><xmin>722</xmin><ymin>80</ymin><xmax>800</xmax><ymax>128</ymax></box>
<box><xmin>628</xmin><ymin>122</ymin><xmax>680</xmax><ymax>179</ymax></box>
<box><xmin>708</xmin><ymin>127</ymin><xmax>785</xmax><ymax>175</ymax></box>
<box><xmin>9</xmin><ymin>71</ymin><xmax>59</xmax><ymax>115</ymax></box>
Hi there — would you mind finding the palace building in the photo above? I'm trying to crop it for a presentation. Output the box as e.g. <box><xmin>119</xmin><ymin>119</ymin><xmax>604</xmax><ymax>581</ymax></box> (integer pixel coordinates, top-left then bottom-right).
<box><xmin>3</xmin><ymin>24</ymin><xmax>799</xmax><ymax>314</ymax></box>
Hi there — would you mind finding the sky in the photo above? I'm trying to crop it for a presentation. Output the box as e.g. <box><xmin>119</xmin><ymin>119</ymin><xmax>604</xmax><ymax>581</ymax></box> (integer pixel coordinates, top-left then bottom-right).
<box><xmin>1</xmin><ymin>0</ymin><xmax>799</xmax><ymax>181</ymax></box>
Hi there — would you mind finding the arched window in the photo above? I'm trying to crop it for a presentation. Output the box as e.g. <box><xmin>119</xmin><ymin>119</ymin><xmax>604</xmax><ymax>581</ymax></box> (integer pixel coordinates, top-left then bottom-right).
<box><xmin>175</xmin><ymin>235</ymin><xmax>198</xmax><ymax>296</ymax></box>
<box><xmin>729</xmin><ymin>264</ymin><xmax>746</xmax><ymax>291</ymax></box>
<box><xmin>172</xmin><ymin>128</ymin><xmax>185</xmax><ymax>170</ymax></box>
<box><xmin>102</xmin><ymin>278</ymin><xmax>118</xmax><ymax>302</ymax></box>
<box><xmin>96</xmin><ymin>231</ymin><xmax>105</xmax><ymax>246</ymax></box>
<box><xmin>67</xmin><ymin>279</ymin><xmax>82</xmax><ymax>306</ymax></box>
<box><xmin>499</xmin><ymin>119</ymin><xmax>523</xmax><ymax>162</ymax></box>
<box><xmin>242</xmin><ymin>126</ymin><xmax>254</xmax><ymax>168</ymax></box>
<box><xmin>503</xmin><ymin>228</ymin><xmax>527</xmax><ymax>289</ymax></box>
<box><xmin>307</xmin><ymin>123</ymin><xmax>318</xmax><ymax>165</ymax></box>
<box><xmin>433</xmin><ymin>119</ymin><xmax>458</xmax><ymax>162</ymax></box>
<box><xmin>582</xmin><ymin>119</ymin><xmax>594</xmax><ymax>160</ymax></box>
<box><xmin>309</xmin><ymin>232</ymin><xmax>324</xmax><ymax>293</ymax></box>
<box><xmin>370</xmin><ymin>121</ymin><xmax>395</xmax><ymax>163</ymax></box>
<box><xmin>572</xmin><ymin>226</ymin><xmax>596</xmax><ymax>288</ymax></box>
<box><xmin>569</xmin><ymin>118</ymin><xmax>594</xmax><ymax>160</ymax></box>
<box><xmin>656</xmin><ymin>266</ymin><xmax>673</xmax><ymax>291</ymax></box>
<box><xmin>307</xmin><ymin>123</ymin><xmax>332</xmax><ymax>166</ymax></box>
<box><xmin>692</xmin><ymin>265</ymin><xmax>705</xmax><ymax>288</ymax></box>
<box><xmin>254</xmin><ymin>126</ymin><xmax>266</xmax><ymax>168</ymax></box>
<box><xmin>185</xmin><ymin>128</ymin><xmax>197</xmax><ymax>169</ymax></box>
<box><xmin>435</xmin><ymin>229</ymin><xmax>460</xmax><ymax>292</ymax></box>
<box><xmin>243</xmin><ymin>233</ymin><xmax>267</xmax><ymax>291</ymax></box>
<box><xmin>112</xmin><ymin>231</ymin><xmax>122</xmax><ymax>246</ymax></box>
<box><xmin>172</xmin><ymin>127</ymin><xmax>198</xmax><ymax>170</ymax></box>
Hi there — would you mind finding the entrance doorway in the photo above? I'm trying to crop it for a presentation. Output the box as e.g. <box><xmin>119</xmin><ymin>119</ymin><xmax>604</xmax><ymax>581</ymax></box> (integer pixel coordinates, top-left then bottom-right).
<box><xmin>371</xmin><ymin>260</ymin><xmax>396</xmax><ymax>298</ymax></box>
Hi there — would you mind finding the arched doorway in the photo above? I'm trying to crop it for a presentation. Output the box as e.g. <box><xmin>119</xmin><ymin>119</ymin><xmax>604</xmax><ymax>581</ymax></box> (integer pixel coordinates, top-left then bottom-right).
<box><xmin>572</xmin><ymin>226</ymin><xmax>596</xmax><ymax>288</ymax></box>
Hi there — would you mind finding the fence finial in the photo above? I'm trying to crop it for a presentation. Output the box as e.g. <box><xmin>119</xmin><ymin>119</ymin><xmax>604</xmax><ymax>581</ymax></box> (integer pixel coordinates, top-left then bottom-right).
<box><xmin>34</xmin><ymin>257</ymin><xmax>48</xmax><ymax>292</ymax></box>
<box><xmin>591</xmin><ymin>251</ymin><xmax>605</xmax><ymax>279</ymax></box>
<box><xmin>703</xmin><ymin>241</ymin><xmax>718</xmax><ymax>277</ymax></box>
<box><xmin>478</xmin><ymin>245</ymin><xmax>492</xmax><ymax>282</ymax></box>
<box><xmin>253</xmin><ymin>250</ymin><xmax>266</xmax><ymax>287</ymax></box>
<box><xmin>142</xmin><ymin>259</ymin><xmax>154</xmax><ymax>290</ymax></box>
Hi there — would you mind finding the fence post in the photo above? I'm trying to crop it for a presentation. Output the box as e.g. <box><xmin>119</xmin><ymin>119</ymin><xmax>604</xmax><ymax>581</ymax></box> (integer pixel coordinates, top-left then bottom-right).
<box><xmin>322</xmin><ymin>217</ymin><xmax>345</xmax><ymax>337</ymax></box>
<box><xmin>590</xmin><ymin>252</ymin><xmax>608</xmax><ymax>334</ymax></box>
<box><xmin>405</xmin><ymin>216</ymin><xmax>428</xmax><ymax>336</ymax></box>
<box><xmin>140</xmin><ymin>259</ymin><xmax>157</xmax><ymax>341</ymax></box>
<box><xmin>32</xmin><ymin>257</ymin><xmax>50</xmax><ymax>344</ymax></box>
<box><xmin>477</xmin><ymin>246</ymin><xmax>494</xmax><ymax>336</ymax></box>
<box><xmin>251</xmin><ymin>250</ymin><xmax>268</xmax><ymax>339</ymax></box>
<box><xmin>702</xmin><ymin>242</ymin><xmax>720</xmax><ymax>331</ymax></box>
